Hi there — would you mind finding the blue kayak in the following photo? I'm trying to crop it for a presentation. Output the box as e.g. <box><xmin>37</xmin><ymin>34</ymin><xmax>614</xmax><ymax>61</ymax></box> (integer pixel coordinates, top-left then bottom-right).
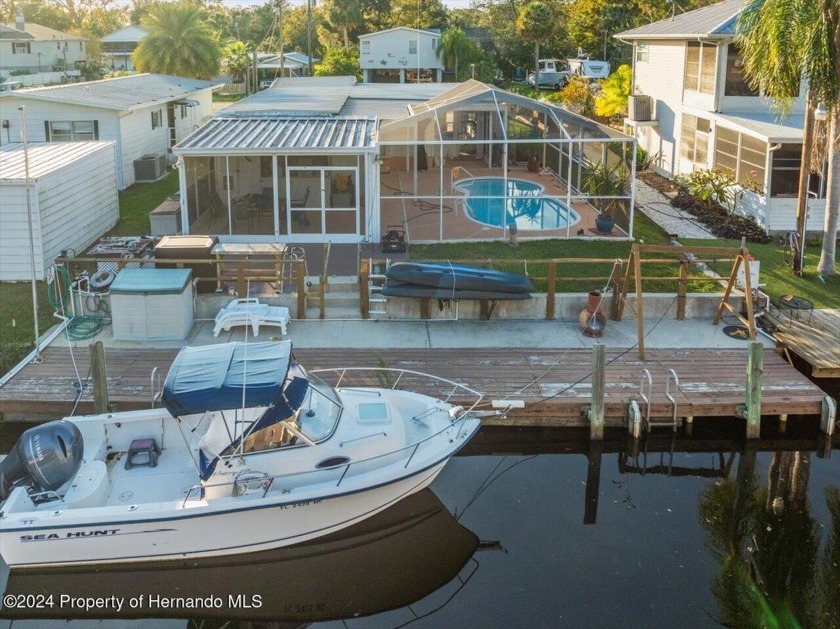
<box><xmin>385</xmin><ymin>262</ymin><xmax>533</xmax><ymax>294</ymax></box>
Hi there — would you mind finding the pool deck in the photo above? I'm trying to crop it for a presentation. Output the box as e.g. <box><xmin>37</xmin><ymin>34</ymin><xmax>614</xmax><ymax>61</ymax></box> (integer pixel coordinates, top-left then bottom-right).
<box><xmin>380</xmin><ymin>159</ymin><xmax>628</xmax><ymax>241</ymax></box>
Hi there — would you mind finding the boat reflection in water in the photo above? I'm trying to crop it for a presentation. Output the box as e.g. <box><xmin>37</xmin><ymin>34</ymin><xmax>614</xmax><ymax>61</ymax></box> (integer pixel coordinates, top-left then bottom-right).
<box><xmin>1</xmin><ymin>489</ymin><xmax>478</xmax><ymax>623</ymax></box>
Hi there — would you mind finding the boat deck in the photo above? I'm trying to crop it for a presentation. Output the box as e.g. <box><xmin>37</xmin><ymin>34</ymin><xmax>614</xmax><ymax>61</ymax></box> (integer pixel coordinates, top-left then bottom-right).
<box><xmin>0</xmin><ymin>346</ymin><xmax>826</xmax><ymax>428</ymax></box>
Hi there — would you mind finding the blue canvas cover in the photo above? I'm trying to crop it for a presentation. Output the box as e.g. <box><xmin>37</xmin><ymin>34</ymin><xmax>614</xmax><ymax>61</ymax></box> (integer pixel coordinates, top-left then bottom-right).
<box><xmin>162</xmin><ymin>342</ymin><xmax>293</xmax><ymax>416</ymax></box>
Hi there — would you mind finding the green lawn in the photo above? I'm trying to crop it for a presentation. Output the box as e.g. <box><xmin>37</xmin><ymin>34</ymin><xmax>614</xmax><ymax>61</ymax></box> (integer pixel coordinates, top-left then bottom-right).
<box><xmin>110</xmin><ymin>171</ymin><xmax>180</xmax><ymax>236</ymax></box>
<box><xmin>682</xmin><ymin>237</ymin><xmax>839</xmax><ymax>309</ymax></box>
<box><xmin>0</xmin><ymin>282</ymin><xmax>56</xmax><ymax>376</ymax></box>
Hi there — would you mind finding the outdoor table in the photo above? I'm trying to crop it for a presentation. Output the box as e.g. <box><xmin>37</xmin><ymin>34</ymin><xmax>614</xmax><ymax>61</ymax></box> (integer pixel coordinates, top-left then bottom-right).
<box><xmin>778</xmin><ymin>294</ymin><xmax>814</xmax><ymax>325</ymax></box>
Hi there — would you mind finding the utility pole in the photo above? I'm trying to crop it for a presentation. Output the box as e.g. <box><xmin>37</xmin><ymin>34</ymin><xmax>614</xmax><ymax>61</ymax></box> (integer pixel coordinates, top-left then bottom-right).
<box><xmin>18</xmin><ymin>106</ymin><xmax>41</xmax><ymax>363</ymax></box>
<box><xmin>306</xmin><ymin>0</ymin><xmax>313</xmax><ymax>76</ymax></box>
<box><xmin>278</xmin><ymin>0</ymin><xmax>285</xmax><ymax>78</ymax></box>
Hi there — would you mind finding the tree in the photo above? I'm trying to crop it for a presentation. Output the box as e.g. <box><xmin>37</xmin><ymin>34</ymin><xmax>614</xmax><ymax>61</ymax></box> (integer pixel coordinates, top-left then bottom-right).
<box><xmin>436</xmin><ymin>27</ymin><xmax>474</xmax><ymax>80</ymax></box>
<box><xmin>134</xmin><ymin>1</ymin><xmax>221</xmax><ymax>79</ymax></box>
<box><xmin>517</xmin><ymin>2</ymin><xmax>554</xmax><ymax>89</ymax></box>
<box><xmin>314</xmin><ymin>46</ymin><xmax>361</xmax><ymax>80</ymax></box>
<box><xmin>595</xmin><ymin>63</ymin><xmax>632</xmax><ymax>118</ymax></box>
<box><xmin>387</xmin><ymin>0</ymin><xmax>449</xmax><ymax>30</ymax></box>
<box><xmin>222</xmin><ymin>40</ymin><xmax>251</xmax><ymax>83</ymax></box>
<box><xmin>737</xmin><ymin>0</ymin><xmax>840</xmax><ymax>276</ymax></box>
<box><xmin>324</xmin><ymin>0</ymin><xmax>362</xmax><ymax>50</ymax></box>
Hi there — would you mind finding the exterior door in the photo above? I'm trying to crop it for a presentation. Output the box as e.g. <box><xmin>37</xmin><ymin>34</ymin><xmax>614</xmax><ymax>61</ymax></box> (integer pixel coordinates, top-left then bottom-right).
<box><xmin>286</xmin><ymin>166</ymin><xmax>359</xmax><ymax>242</ymax></box>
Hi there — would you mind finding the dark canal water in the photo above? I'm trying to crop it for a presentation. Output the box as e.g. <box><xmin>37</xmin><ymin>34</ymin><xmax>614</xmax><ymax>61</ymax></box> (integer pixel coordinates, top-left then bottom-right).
<box><xmin>2</xmin><ymin>419</ymin><xmax>839</xmax><ymax>628</ymax></box>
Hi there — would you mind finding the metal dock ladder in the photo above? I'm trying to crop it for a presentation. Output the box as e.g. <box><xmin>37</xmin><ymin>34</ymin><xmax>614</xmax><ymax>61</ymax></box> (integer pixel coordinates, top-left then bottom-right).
<box><xmin>368</xmin><ymin>259</ymin><xmax>388</xmax><ymax>316</ymax></box>
<box><xmin>635</xmin><ymin>368</ymin><xmax>680</xmax><ymax>433</ymax></box>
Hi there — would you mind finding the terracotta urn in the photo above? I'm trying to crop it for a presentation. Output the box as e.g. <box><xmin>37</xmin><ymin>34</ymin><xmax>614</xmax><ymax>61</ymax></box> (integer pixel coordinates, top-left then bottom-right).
<box><xmin>579</xmin><ymin>290</ymin><xmax>607</xmax><ymax>337</ymax></box>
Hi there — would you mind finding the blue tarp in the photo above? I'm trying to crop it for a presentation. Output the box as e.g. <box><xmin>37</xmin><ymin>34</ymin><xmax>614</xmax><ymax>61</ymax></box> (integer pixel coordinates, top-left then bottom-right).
<box><xmin>162</xmin><ymin>342</ymin><xmax>293</xmax><ymax>416</ymax></box>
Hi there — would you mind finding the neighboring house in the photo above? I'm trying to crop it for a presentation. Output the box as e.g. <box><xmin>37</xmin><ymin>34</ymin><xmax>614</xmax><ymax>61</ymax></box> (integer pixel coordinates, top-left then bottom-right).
<box><xmin>0</xmin><ymin>141</ymin><xmax>118</xmax><ymax>281</ymax></box>
<box><xmin>173</xmin><ymin>76</ymin><xmax>634</xmax><ymax>245</ymax></box>
<box><xmin>0</xmin><ymin>15</ymin><xmax>86</xmax><ymax>76</ymax></box>
<box><xmin>0</xmin><ymin>74</ymin><xmax>219</xmax><ymax>189</ymax></box>
<box><xmin>359</xmin><ymin>28</ymin><xmax>443</xmax><ymax>84</ymax></box>
<box><xmin>616</xmin><ymin>0</ymin><xmax>827</xmax><ymax>234</ymax></box>
<box><xmin>257</xmin><ymin>52</ymin><xmax>318</xmax><ymax>83</ymax></box>
<box><xmin>100</xmin><ymin>25</ymin><xmax>148</xmax><ymax>72</ymax></box>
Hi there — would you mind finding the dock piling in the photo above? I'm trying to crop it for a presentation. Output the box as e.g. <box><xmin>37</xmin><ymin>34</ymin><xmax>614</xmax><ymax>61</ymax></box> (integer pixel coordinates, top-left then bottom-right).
<box><xmin>589</xmin><ymin>344</ymin><xmax>605</xmax><ymax>440</ymax></box>
<box><xmin>742</xmin><ymin>341</ymin><xmax>764</xmax><ymax>439</ymax></box>
<box><xmin>821</xmin><ymin>396</ymin><xmax>837</xmax><ymax>436</ymax></box>
<box><xmin>90</xmin><ymin>341</ymin><xmax>109</xmax><ymax>414</ymax></box>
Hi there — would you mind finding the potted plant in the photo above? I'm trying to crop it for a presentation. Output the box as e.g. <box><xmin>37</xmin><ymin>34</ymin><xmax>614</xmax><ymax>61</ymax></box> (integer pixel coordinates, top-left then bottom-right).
<box><xmin>582</xmin><ymin>162</ymin><xmax>629</xmax><ymax>234</ymax></box>
<box><xmin>527</xmin><ymin>155</ymin><xmax>540</xmax><ymax>172</ymax></box>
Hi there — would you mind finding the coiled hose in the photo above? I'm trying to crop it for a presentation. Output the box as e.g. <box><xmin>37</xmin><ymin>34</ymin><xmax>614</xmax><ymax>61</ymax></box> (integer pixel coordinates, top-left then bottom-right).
<box><xmin>46</xmin><ymin>265</ymin><xmax>107</xmax><ymax>341</ymax></box>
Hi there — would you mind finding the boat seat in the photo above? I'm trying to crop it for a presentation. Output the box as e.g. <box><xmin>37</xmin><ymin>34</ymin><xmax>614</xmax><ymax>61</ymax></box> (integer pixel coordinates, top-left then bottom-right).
<box><xmin>63</xmin><ymin>460</ymin><xmax>110</xmax><ymax>508</ymax></box>
<box><xmin>125</xmin><ymin>438</ymin><xmax>160</xmax><ymax>470</ymax></box>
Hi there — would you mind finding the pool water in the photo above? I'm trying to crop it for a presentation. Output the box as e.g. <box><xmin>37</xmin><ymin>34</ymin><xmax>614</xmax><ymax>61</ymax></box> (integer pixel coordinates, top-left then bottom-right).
<box><xmin>454</xmin><ymin>177</ymin><xmax>580</xmax><ymax>231</ymax></box>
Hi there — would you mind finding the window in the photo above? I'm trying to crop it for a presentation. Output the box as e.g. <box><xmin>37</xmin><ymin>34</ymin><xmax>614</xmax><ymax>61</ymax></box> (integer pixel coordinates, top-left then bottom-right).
<box><xmin>635</xmin><ymin>42</ymin><xmax>649</xmax><ymax>63</ymax></box>
<box><xmin>179</xmin><ymin>104</ymin><xmax>188</xmax><ymax>118</ymax></box>
<box><xmin>680</xmin><ymin>114</ymin><xmax>711</xmax><ymax>167</ymax></box>
<box><xmin>361</xmin><ymin>40</ymin><xmax>370</xmax><ymax>54</ymax></box>
<box><xmin>12</xmin><ymin>42</ymin><xmax>30</xmax><ymax>54</ymax></box>
<box><xmin>431</xmin><ymin>38</ymin><xmax>437</xmax><ymax>50</ymax></box>
<box><xmin>151</xmin><ymin>110</ymin><xmax>162</xmax><ymax>129</ymax></box>
<box><xmin>409</xmin><ymin>39</ymin><xmax>417</xmax><ymax>55</ymax></box>
<box><xmin>685</xmin><ymin>42</ymin><xmax>716</xmax><ymax>94</ymax></box>
<box><xmin>46</xmin><ymin>120</ymin><xmax>98</xmax><ymax>141</ymax></box>
<box><xmin>79</xmin><ymin>41</ymin><xmax>83</xmax><ymax>51</ymax></box>
<box><xmin>768</xmin><ymin>144</ymin><xmax>825</xmax><ymax>198</ymax></box>
<box><xmin>713</xmin><ymin>127</ymin><xmax>767</xmax><ymax>191</ymax></box>
<box><xmin>724</xmin><ymin>43</ymin><xmax>758</xmax><ymax>96</ymax></box>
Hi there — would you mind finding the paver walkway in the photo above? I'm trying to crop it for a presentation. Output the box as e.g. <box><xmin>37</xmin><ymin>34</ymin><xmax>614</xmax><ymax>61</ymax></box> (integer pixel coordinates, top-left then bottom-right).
<box><xmin>635</xmin><ymin>178</ymin><xmax>716</xmax><ymax>239</ymax></box>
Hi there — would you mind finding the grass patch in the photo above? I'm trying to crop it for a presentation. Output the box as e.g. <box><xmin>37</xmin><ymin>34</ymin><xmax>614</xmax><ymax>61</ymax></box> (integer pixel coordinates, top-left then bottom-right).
<box><xmin>682</xmin><ymin>237</ymin><xmax>839</xmax><ymax>309</ymax></box>
<box><xmin>0</xmin><ymin>282</ymin><xmax>56</xmax><ymax>376</ymax></box>
<box><xmin>110</xmin><ymin>172</ymin><xmax>180</xmax><ymax>236</ymax></box>
<box><xmin>410</xmin><ymin>213</ymin><xmax>719</xmax><ymax>293</ymax></box>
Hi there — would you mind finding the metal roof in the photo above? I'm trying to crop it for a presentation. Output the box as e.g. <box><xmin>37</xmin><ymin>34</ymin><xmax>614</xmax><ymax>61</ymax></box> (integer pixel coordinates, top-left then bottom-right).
<box><xmin>220</xmin><ymin>77</ymin><xmax>356</xmax><ymax>116</ymax></box>
<box><xmin>340</xmin><ymin>98</ymin><xmax>414</xmax><ymax>120</ymax></box>
<box><xmin>100</xmin><ymin>25</ymin><xmax>148</xmax><ymax>43</ymax></box>
<box><xmin>0</xmin><ymin>141</ymin><xmax>115</xmax><ymax>182</ymax></box>
<box><xmin>715</xmin><ymin>111</ymin><xmax>804</xmax><ymax>143</ymax></box>
<box><xmin>1</xmin><ymin>74</ymin><xmax>217</xmax><ymax>111</ymax></box>
<box><xmin>0</xmin><ymin>21</ymin><xmax>82</xmax><ymax>41</ymax></box>
<box><xmin>174</xmin><ymin>116</ymin><xmax>378</xmax><ymax>154</ymax></box>
<box><xmin>359</xmin><ymin>27</ymin><xmax>440</xmax><ymax>40</ymax></box>
<box><xmin>616</xmin><ymin>0</ymin><xmax>745</xmax><ymax>40</ymax></box>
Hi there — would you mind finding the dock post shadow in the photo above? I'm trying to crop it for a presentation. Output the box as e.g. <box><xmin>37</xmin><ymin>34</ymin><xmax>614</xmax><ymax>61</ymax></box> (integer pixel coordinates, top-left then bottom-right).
<box><xmin>584</xmin><ymin>440</ymin><xmax>604</xmax><ymax>525</ymax></box>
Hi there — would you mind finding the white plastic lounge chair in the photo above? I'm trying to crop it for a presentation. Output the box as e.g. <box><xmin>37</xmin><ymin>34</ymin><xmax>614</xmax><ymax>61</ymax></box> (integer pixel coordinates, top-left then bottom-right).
<box><xmin>213</xmin><ymin>298</ymin><xmax>290</xmax><ymax>337</ymax></box>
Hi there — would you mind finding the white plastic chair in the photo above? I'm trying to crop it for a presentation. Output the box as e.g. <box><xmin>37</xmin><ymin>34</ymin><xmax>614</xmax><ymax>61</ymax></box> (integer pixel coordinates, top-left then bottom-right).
<box><xmin>213</xmin><ymin>298</ymin><xmax>290</xmax><ymax>337</ymax></box>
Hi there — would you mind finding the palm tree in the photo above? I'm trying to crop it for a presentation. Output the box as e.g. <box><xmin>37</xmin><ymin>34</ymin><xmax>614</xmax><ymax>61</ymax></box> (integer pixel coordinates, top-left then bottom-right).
<box><xmin>517</xmin><ymin>1</ymin><xmax>554</xmax><ymax>90</ymax></box>
<box><xmin>134</xmin><ymin>1</ymin><xmax>221</xmax><ymax>80</ymax></box>
<box><xmin>222</xmin><ymin>40</ymin><xmax>252</xmax><ymax>84</ymax></box>
<box><xmin>737</xmin><ymin>0</ymin><xmax>839</xmax><ymax>276</ymax></box>
<box><xmin>324</xmin><ymin>0</ymin><xmax>362</xmax><ymax>50</ymax></box>
<box><xmin>437</xmin><ymin>27</ymin><xmax>473</xmax><ymax>80</ymax></box>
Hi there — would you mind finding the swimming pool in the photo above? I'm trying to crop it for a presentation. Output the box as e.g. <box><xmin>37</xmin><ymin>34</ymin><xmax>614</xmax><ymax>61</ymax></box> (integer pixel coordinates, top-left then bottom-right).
<box><xmin>454</xmin><ymin>177</ymin><xmax>580</xmax><ymax>231</ymax></box>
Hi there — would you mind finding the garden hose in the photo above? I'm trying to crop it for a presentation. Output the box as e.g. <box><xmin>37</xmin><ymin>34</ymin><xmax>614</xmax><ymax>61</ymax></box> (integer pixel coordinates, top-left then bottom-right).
<box><xmin>46</xmin><ymin>265</ymin><xmax>106</xmax><ymax>341</ymax></box>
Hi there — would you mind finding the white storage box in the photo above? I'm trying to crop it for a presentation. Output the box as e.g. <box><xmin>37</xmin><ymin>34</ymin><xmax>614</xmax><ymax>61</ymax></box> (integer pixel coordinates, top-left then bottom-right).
<box><xmin>110</xmin><ymin>268</ymin><xmax>193</xmax><ymax>341</ymax></box>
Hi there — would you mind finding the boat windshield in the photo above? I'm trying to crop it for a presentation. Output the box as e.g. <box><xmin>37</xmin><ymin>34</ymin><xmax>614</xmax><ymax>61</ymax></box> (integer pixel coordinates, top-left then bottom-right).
<box><xmin>297</xmin><ymin>372</ymin><xmax>342</xmax><ymax>442</ymax></box>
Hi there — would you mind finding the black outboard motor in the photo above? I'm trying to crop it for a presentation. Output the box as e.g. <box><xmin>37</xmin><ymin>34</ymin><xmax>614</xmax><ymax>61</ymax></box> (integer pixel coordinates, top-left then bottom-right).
<box><xmin>0</xmin><ymin>420</ymin><xmax>83</xmax><ymax>501</ymax></box>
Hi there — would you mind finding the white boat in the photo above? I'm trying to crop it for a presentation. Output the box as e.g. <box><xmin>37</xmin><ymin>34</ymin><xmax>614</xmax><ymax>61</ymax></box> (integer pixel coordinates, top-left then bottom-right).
<box><xmin>0</xmin><ymin>341</ymin><xmax>482</xmax><ymax>568</ymax></box>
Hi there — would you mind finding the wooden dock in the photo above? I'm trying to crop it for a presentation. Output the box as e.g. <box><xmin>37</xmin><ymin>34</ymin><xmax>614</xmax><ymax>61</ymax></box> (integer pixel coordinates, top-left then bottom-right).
<box><xmin>772</xmin><ymin>308</ymin><xmax>840</xmax><ymax>378</ymax></box>
<box><xmin>0</xmin><ymin>346</ymin><xmax>827</xmax><ymax>428</ymax></box>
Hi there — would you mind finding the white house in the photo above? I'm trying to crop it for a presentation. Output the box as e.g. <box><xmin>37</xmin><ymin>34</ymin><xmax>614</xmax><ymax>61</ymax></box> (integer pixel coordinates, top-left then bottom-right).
<box><xmin>359</xmin><ymin>28</ymin><xmax>443</xmax><ymax>84</ymax></box>
<box><xmin>0</xmin><ymin>74</ymin><xmax>219</xmax><ymax>189</ymax></box>
<box><xmin>616</xmin><ymin>0</ymin><xmax>827</xmax><ymax>233</ymax></box>
<box><xmin>100</xmin><ymin>25</ymin><xmax>148</xmax><ymax>72</ymax></box>
<box><xmin>0</xmin><ymin>142</ymin><xmax>118</xmax><ymax>281</ymax></box>
<box><xmin>0</xmin><ymin>15</ymin><xmax>86</xmax><ymax>77</ymax></box>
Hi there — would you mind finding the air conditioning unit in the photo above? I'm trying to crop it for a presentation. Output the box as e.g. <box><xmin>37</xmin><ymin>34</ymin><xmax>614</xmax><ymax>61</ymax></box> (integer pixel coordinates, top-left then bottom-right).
<box><xmin>133</xmin><ymin>154</ymin><xmax>167</xmax><ymax>182</ymax></box>
<box><xmin>628</xmin><ymin>95</ymin><xmax>652</xmax><ymax>122</ymax></box>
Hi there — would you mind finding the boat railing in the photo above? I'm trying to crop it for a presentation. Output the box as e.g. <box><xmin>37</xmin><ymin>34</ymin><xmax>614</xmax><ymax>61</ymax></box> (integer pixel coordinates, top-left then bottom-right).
<box><xmin>181</xmin><ymin>398</ymin><xmax>479</xmax><ymax>507</ymax></box>
<box><xmin>313</xmin><ymin>367</ymin><xmax>483</xmax><ymax>413</ymax></box>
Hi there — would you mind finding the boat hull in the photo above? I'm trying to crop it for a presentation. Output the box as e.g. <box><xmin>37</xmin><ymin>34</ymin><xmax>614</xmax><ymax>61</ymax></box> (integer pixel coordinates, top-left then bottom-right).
<box><xmin>382</xmin><ymin>281</ymin><xmax>532</xmax><ymax>300</ymax></box>
<box><xmin>0</xmin><ymin>460</ymin><xmax>448</xmax><ymax>568</ymax></box>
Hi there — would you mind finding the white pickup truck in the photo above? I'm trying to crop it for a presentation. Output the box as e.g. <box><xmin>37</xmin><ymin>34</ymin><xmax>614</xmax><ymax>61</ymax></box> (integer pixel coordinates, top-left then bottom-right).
<box><xmin>526</xmin><ymin>59</ymin><xmax>569</xmax><ymax>90</ymax></box>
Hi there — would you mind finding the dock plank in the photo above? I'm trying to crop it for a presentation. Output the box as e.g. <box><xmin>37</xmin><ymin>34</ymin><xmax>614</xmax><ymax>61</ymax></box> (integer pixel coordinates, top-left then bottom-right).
<box><xmin>0</xmin><ymin>346</ymin><xmax>826</xmax><ymax>427</ymax></box>
<box><xmin>773</xmin><ymin>309</ymin><xmax>840</xmax><ymax>378</ymax></box>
